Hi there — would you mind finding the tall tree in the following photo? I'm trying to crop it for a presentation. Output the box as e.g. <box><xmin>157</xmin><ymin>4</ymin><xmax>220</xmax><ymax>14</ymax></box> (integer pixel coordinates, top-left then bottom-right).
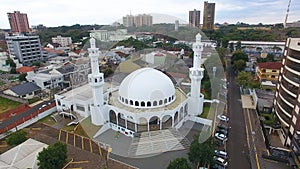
<box><xmin>6</xmin><ymin>130</ymin><xmax>27</xmax><ymax>146</ymax></box>
<box><xmin>233</xmin><ymin>59</ymin><xmax>246</xmax><ymax>71</ymax></box>
<box><xmin>167</xmin><ymin>158</ymin><xmax>191</xmax><ymax>169</ymax></box>
<box><xmin>37</xmin><ymin>142</ymin><xmax>67</xmax><ymax>169</ymax></box>
<box><xmin>188</xmin><ymin>137</ymin><xmax>215</xmax><ymax>168</ymax></box>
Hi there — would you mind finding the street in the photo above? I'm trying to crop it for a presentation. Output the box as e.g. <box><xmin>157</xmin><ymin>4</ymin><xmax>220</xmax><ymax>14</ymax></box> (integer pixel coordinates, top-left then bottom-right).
<box><xmin>226</xmin><ymin>59</ymin><xmax>251</xmax><ymax>169</ymax></box>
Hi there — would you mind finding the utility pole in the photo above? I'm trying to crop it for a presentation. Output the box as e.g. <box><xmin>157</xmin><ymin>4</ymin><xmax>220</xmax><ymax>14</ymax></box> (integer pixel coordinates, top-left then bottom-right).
<box><xmin>284</xmin><ymin>0</ymin><xmax>292</xmax><ymax>28</ymax></box>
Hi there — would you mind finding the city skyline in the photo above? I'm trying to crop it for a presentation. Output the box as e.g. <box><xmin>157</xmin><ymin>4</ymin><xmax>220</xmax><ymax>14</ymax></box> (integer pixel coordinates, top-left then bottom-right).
<box><xmin>0</xmin><ymin>0</ymin><xmax>299</xmax><ymax>28</ymax></box>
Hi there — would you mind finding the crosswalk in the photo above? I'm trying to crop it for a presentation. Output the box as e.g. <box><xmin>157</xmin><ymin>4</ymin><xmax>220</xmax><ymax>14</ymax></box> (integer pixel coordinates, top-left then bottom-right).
<box><xmin>128</xmin><ymin>129</ymin><xmax>190</xmax><ymax>157</ymax></box>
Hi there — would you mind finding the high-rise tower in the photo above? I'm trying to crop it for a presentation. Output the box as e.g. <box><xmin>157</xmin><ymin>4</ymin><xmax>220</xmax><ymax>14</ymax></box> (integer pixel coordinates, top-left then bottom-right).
<box><xmin>203</xmin><ymin>1</ymin><xmax>215</xmax><ymax>30</ymax></box>
<box><xmin>88</xmin><ymin>38</ymin><xmax>105</xmax><ymax>125</ymax></box>
<box><xmin>273</xmin><ymin>38</ymin><xmax>300</xmax><ymax>146</ymax></box>
<box><xmin>188</xmin><ymin>33</ymin><xmax>205</xmax><ymax>116</ymax></box>
<box><xmin>189</xmin><ymin>9</ymin><xmax>201</xmax><ymax>28</ymax></box>
<box><xmin>7</xmin><ymin>11</ymin><xmax>31</xmax><ymax>34</ymax></box>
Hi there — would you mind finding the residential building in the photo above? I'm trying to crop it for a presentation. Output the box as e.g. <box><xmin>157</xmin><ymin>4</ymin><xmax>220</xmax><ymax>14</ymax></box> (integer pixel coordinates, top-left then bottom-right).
<box><xmin>26</xmin><ymin>69</ymin><xmax>64</xmax><ymax>90</ymax></box>
<box><xmin>6</xmin><ymin>35</ymin><xmax>43</xmax><ymax>66</ymax></box>
<box><xmin>7</xmin><ymin>11</ymin><xmax>31</xmax><ymax>34</ymax></box>
<box><xmin>3</xmin><ymin>82</ymin><xmax>41</xmax><ymax>99</ymax></box>
<box><xmin>51</xmin><ymin>35</ymin><xmax>72</xmax><ymax>47</ymax></box>
<box><xmin>175</xmin><ymin>20</ymin><xmax>179</xmax><ymax>31</ymax></box>
<box><xmin>122</xmin><ymin>14</ymin><xmax>153</xmax><ymax>27</ymax></box>
<box><xmin>123</xmin><ymin>15</ymin><xmax>135</xmax><ymax>27</ymax></box>
<box><xmin>273</xmin><ymin>38</ymin><xmax>300</xmax><ymax>147</ymax></box>
<box><xmin>256</xmin><ymin>62</ymin><xmax>282</xmax><ymax>90</ymax></box>
<box><xmin>134</xmin><ymin>14</ymin><xmax>153</xmax><ymax>27</ymax></box>
<box><xmin>89</xmin><ymin>29</ymin><xmax>135</xmax><ymax>42</ymax></box>
<box><xmin>203</xmin><ymin>1</ymin><xmax>215</xmax><ymax>30</ymax></box>
<box><xmin>228</xmin><ymin>41</ymin><xmax>285</xmax><ymax>54</ymax></box>
<box><xmin>189</xmin><ymin>9</ymin><xmax>200</xmax><ymax>27</ymax></box>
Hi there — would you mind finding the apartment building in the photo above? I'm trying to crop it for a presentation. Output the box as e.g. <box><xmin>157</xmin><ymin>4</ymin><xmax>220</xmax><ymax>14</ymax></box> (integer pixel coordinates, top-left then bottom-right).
<box><xmin>189</xmin><ymin>9</ymin><xmax>201</xmax><ymax>28</ymax></box>
<box><xmin>203</xmin><ymin>1</ymin><xmax>215</xmax><ymax>30</ymax></box>
<box><xmin>7</xmin><ymin>11</ymin><xmax>31</xmax><ymax>34</ymax></box>
<box><xmin>274</xmin><ymin>38</ymin><xmax>300</xmax><ymax>146</ymax></box>
<box><xmin>51</xmin><ymin>35</ymin><xmax>72</xmax><ymax>47</ymax></box>
<box><xmin>6</xmin><ymin>35</ymin><xmax>43</xmax><ymax>66</ymax></box>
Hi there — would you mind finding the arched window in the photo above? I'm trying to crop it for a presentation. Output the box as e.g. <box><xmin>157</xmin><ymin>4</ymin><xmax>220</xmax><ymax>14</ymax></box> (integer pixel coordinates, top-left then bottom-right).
<box><xmin>141</xmin><ymin>101</ymin><xmax>145</xmax><ymax>107</ymax></box>
<box><xmin>153</xmin><ymin>101</ymin><xmax>157</xmax><ymax>106</ymax></box>
<box><xmin>135</xmin><ymin>101</ymin><xmax>139</xmax><ymax>106</ymax></box>
<box><xmin>122</xmin><ymin>97</ymin><xmax>124</xmax><ymax>102</ymax></box>
<box><xmin>130</xmin><ymin>100</ymin><xmax>133</xmax><ymax>105</ymax></box>
<box><xmin>125</xmin><ymin>99</ymin><xmax>128</xmax><ymax>104</ymax></box>
<box><xmin>164</xmin><ymin>98</ymin><xmax>167</xmax><ymax>104</ymax></box>
<box><xmin>159</xmin><ymin>100</ymin><xmax>163</xmax><ymax>105</ymax></box>
<box><xmin>169</xmin><ymin>97</ymin><xmax>171</xmax><ymax>102</ymax></box>
<box><xmin>147</xmin><ymin>101</ymin><xmax>151</xmax><ymax>107</ymax></box>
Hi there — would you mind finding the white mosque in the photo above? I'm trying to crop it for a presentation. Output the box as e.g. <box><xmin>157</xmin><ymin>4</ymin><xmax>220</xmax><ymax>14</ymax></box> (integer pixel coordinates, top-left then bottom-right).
<box><xmin>55</xmin><ymin>33</ymin><xmax>212</xmax><ymax>138</ymax></box>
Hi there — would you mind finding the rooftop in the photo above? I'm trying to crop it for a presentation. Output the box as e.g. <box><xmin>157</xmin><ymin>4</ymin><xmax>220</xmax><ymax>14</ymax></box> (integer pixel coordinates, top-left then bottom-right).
<box><xmin>257</xmin><ymin>62</ymin><xmax>282</xmax><ymax>70</ymax></box>
<box><xmin>9</xmin><ymin>82</ymin><xmax>40</xmax><ymax>95</ymax></box>
<box><xmin>109</xmin><ymin>88</ymin><xmax>188</xmax><ymax>113</ymax></box>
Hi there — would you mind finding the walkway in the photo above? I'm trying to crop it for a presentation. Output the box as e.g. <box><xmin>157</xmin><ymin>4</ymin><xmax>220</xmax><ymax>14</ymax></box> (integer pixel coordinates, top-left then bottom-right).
<box><xmin>128</xmin><ymin>129</ymin><xmax>190</xmax><ymax>157</ymax></box>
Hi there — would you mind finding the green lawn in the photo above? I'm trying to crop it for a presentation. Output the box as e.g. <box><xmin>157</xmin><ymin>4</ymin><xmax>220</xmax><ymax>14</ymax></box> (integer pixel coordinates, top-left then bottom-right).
<box><xmin>39</xmin><ymin>115</ymin><xmax>56</xmax><ymax>126</ymax></box>
<box><xmin>0</xmin><ymin>97</ymin><xmax>22</xmax><ymax>114</ymax></box>
<box><xmin>28</xmin><ymin>97</ymin><xmax>41</xmax><ymax>104</ymax></box>
<box><xmin>199</xmin><ymin>104</ymin><xmax>211</xmax><ymax>118</ymax></box>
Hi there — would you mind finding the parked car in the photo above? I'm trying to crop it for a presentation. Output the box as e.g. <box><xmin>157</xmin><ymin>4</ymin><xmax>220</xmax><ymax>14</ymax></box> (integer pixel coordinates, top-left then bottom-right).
<box><xmin>215</xmin><ymin>150</ymin><xmax>228</xmax><ymax>159</ymax></box>
<box><xmin>217</xmin><ymin>124</ymin><xmax>230</xmax><ymax>131</ymax></box>
<box><xmin>214</xmin><ymin>156</ymin><xmax>228</xmax><ymax>167</ymax></box>
<box><xmin>217</xmin><ymin>115</ymin><xmax>229</xmax><ymax>122</ymax></box>
<box><xmin>215</xmin><ymin>133</ymin><xmax>227</xmax><ymax>142</ymax></box>
<box><xmin>216</xmin><ymin>129</ymin><xmax>228</xmax><ymax>136</ymax></box>
<box><xmin>211</xmin><ymin>163</ymin><xmax>225</xmax><ymax>169</ymax></box>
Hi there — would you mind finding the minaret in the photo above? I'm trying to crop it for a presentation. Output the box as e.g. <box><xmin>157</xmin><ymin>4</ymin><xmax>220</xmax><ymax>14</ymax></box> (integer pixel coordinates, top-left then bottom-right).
<box><xmin>88</xmin><ymin>38</ymin><xmax>105</xmax><ymax>125</ymax></box>
<box><xmin>188</xmin><ymin>33</ymin><xmax>205</xmax><ymax>116</ymax></box>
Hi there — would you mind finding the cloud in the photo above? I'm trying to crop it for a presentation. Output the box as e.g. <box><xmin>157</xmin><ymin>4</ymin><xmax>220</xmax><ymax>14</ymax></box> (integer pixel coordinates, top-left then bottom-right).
<box><xmin>0</xmin><ymin>0</ymin><xmax>299</xmax><ymax>28</ymax></box>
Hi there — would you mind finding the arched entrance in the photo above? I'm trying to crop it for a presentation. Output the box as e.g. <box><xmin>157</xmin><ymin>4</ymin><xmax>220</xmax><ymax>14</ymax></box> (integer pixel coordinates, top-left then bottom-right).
<box><xmin>184</xmin><ymin>104</ymin><xmax>188</xmax><ymax>116</ymax></box>
<box><xmin>174</xmin><ymin>111</ymin><xmax>179</xmax><ymax>125</ymax></box>
<box><xmin>118</xmin><ymin>113</ymin><xmax>126</xmax><ymax>128</ymax></box>
<box><xmin>109</xmin><ymin>110</ymin><xmax>117</xmax><ymax>124</ymax></box>
<box><xmin>137</xmin><ymin>117</ymin><xmax>148</xmax><ymax>132</ymax></box>
<box><xmin>149</xmin><ymin>116</ymin><xmax>160</xmax><ymax>131</ymax></box>
<box><xmin>162</xmin><ymin>115</ymin><xmax>172</xmax><ymax>129</ymax></box>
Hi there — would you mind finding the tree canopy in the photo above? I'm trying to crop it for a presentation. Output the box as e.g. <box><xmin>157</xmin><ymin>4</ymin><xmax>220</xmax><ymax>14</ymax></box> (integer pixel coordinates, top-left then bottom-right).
<box><xmin>236</xmin><ymin>71</ymin><xmax>260</xmax><ymax>88</ymax></box>
<box><xmin>231</xmin><ymin>50</ymin><xmax>248</xmax><ymax>63</ymax></box>
<box><xmin>188</xmin><ymin>137</ymin><xmax>215</xmax><ymax>168</ymax></box>
<box><xmin>233</xmin><ymin>59</ymin><xmax>246</xmax><ymax>71</ymax></box>
<box><xmin>167</xmin><ymin>158</ymin><xmax>191</xmax><ymax>169</ymax></box>
<box><xmin>6</xmin><ymin>130</ymin><xmax>27</xmax><ymax>146</ymax></box>
<box><xmin>37</xmin><ymin>142</ymin><xmax>67</xmax><ymax>169</ymax></box>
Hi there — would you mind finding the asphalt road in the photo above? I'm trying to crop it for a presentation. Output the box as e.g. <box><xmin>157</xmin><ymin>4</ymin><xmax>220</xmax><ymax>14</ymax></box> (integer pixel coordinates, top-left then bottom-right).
<box><xmin>0</xmin><ymin>100</ymin><xmax>54</xmax><ymax>130</ymax></box>
<box><xmin>226</xmin><ymin>59</ymin><xmax>251</xmax><ymax>169</ymax></box>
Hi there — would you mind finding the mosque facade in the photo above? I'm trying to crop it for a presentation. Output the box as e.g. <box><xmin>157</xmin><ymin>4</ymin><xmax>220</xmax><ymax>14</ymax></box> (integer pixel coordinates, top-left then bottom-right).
<box><xmin>55</xmin><ymin>34</ymin><xmax>208</xmax><ymax>138</ymax></box>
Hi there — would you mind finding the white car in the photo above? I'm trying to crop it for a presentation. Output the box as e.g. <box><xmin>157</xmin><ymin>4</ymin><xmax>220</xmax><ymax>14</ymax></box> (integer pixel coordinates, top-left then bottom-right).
<box><xmin>215</xmin><ymin>133</ymin><xmax>227</xmax><ymax>142</ymax></box>
<box><xmin>217</xmin><ymin>115</ymin><xmax>229</xmax><ymax>122</ymax></box>
<box><xmin>215</xmin><ymin>150</ymin><xmax>228</xmax><ymax>159</ymax></box>
<box><xmin>214</xmin><ymin>156</ymin><xmax>228</xmax><ymax>167</ymax></box>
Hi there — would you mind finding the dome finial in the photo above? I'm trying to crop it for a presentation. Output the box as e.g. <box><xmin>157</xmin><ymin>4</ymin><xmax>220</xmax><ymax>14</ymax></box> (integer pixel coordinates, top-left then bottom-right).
<box><xmin>196</xmin><ymin>33</ymin><xmax>201</xmax><ymax>42</ymax></box>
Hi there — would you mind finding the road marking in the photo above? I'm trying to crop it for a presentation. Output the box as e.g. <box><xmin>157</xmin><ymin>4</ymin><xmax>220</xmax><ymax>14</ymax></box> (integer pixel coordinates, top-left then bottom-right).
<box><xmin>58</xmin><ymin>130</ymin><xmax>61</xmax><ymax>141</ymax></box>
<box><xmin>81</xmin><ymin>137</ymin><xmax>84</xmax><ymax>149</ymax></box>
<box><xmin>70</xmin><ymin>161</ymin><xmax>89</xmax><ymax>164</ymax></box>
<box><xmin>73</xmin><ymin>133</ymin><xmax>76</xmax><ymax>147</ymax></box>
<box><xmin>98</xmin><ymin>143</ymin><xmax>102</xmax><ymax>157</ymax></box>
<box><xmin>89</xmin><ymin>139</ymin><xmax>93</xmax><ymax>153</ymax></box>
<box><xmin>66</xmin><ymin>132</ymin><xmax>68</xmax><ymax>143</ymax></box>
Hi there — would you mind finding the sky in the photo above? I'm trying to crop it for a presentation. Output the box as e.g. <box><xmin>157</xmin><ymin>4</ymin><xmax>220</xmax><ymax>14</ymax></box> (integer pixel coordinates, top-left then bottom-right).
<box><xmin>1</xmin><ymin>0</ymin><xmax>299</xmax><ymax>28</ymax></box>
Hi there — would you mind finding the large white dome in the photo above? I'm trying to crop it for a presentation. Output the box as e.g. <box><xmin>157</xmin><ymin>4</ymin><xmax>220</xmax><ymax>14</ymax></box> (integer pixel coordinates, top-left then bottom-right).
<box><xmin>118</xmin><ymin>68</ymin><xmax>176</xmax><ymax>108</ymax></box>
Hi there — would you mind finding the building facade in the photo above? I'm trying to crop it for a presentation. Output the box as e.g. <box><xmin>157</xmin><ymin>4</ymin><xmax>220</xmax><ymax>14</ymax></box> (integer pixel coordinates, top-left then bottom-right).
<box><xmin>6</xmin><ymin>35</ymin><xmax>43</xmax><ymax>66</ymax></box>
<box><xmin>7</xmin><ymin>11</ymin><xmax>31</xmax><ymax>34</ymax></box>
<box><xmin>203</xmin><ymin>1</ymin><xmax>215</xmax><ymax>30</ymax></box>
<box><xmin>123</xmin><ymin>15</ymin><xmax>135</xmax><ymax>27</ymax></box>
<box><xmin>273</xmin><ymin>38</ymin><xmax>300</xmax><ymax>147</ymax></box>
<box><xmin>51</xmin><ymin>35</ymin><xmax>72</xmax><ymax>47</ymax></box>
<box><xmin>189</xmin><ymin>9</ymin><xmax>201</xmax><ymax>28</ymax></box>
<box><xmin>55</xmin><ymin>34</ymin><xmax>211</xmax><ymax>138</ymax></box>
<box><xmin>256</xmin><ymin>62</ymin><xmax>282</xmax><ymax>89</ymax></box>
<box><xmin>123</xmin><ymin>14</ymin><xmax>153</xmax><ymax>27</ymax></box>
